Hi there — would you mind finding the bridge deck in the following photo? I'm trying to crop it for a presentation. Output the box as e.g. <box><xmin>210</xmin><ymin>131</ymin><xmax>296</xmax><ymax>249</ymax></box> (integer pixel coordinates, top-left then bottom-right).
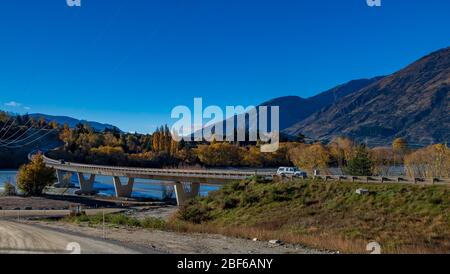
<box><xmin>43</xmin><ymin>155</ymin><xmax>274</xmax><ymax>185</ymax></box>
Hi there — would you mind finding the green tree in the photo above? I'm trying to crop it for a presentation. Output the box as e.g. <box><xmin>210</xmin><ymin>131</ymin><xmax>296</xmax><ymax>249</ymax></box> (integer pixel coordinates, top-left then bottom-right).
<box><xmin>17</xmin><ymin>154</ymin><xmax>56</xmax><ymax>196</ymax></box>
<box><xmin>344</xmin><ymin>145</ymin><xmax>373</xmax><ymax>176</ymax></box>
<box><xmin>296</xmin><ymin>133</ymin><xmax>306</xmax><ymax>143</ymax></box>
<box><xmin>2</xmin><ymin>182</ymin><xmax>16</xmax><ymax>196</ymax></box>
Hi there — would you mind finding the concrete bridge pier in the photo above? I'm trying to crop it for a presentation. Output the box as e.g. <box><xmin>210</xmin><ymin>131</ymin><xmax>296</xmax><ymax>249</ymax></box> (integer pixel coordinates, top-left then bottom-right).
<box><xmin>56</xmin><ymin>170</ymin><xmax>65</xmax><ymax>186</ymax></box>
<box><xmin>55</xmin><ymin>170</ymin><xmax>72</xmax><ymax>187</ymax></box>
<box><xmin>77</xmin><ymin>173</ymin><xmax>96</xmax><ymax>194</ymax></box>
<box><xmin>113</xmin><ymin>177</ymin><xmax>135</xmax><ymax>198</ymax></box>
<box><xmin>174</xmin><ymin>182</ymin><xmax>200</xmax><ymax>206</ymax></box>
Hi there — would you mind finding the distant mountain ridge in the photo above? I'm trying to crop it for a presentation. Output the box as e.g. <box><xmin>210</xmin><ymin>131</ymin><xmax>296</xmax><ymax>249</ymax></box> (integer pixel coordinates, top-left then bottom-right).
<box><xmin>259</xmin><ymin>76</ymin><xmax>384</xmax><ymax>130</ymax></box>
<box><xmin>193</xmin><ymin>76</ymin><xmax>383</xmax><ymax>141</ymax></box>
<box><xmin>284</xmin><ymin>47</ymin><xmax>450</xmax><ymax>146</ymax></box>
<box><xmin>30</xmin><ymin>114</ymin><xmax>121</xmax><ymax>132</ymax></box>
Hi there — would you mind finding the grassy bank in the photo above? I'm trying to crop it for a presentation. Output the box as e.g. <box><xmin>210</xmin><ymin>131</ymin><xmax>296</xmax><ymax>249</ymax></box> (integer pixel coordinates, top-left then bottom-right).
<box><xmin>62</xmin><ymin>178</ymin><xmax>450</xmax><ymax>253</ymax></box>
<box><xmin>175</xmin><ymin>178</ymin><xmax>450</xmax><ymax>253</ymax></box>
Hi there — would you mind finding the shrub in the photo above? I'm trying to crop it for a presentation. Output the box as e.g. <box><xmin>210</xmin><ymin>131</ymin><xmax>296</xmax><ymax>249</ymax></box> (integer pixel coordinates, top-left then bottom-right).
<box><xmin>2</xmin><ymin>182</ymin><xmax>16</xmax><ymax>196</ymax></box>
<box><xmin>240</xmin><ymin>192</ymin><xmax>260</xmax><ymax>206</ymax></box>
<box><xmin>221</xmin><ymin>197</ymin><xmax>239</xmax><ymax>209</ymax></box>
<box><xmin>178</xmin><ymin>201</ymin><xmax>211</xmax><ymax>224</ymax></box>
<box><xmin>107</xmin><ymin>214</ymin><xmax>140</xmax><ymax>226</ymax></box>
<box><xmin>140</xmin><ymin>217</ymin><xmax>166</xmax><ymax>230</ymax></box>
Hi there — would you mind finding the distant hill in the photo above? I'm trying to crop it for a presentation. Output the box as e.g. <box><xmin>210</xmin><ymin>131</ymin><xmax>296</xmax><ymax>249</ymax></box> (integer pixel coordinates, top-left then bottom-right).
<box><xmin>260</xmin><ymin>76</ymin><xmax>384</xmax><ymax>131</ymax></box>
<box><xmin>284</xmin><ymin>47</ymin><xmax>450</xmax><ymax>146</ymax></box>
<box><xmin>29</xmin><ymin>114</ymin><xmax>121</xmax><ymax>132</ymax></box>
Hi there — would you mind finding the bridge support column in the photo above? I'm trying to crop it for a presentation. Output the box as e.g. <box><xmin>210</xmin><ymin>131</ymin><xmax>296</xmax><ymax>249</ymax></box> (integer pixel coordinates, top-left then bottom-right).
<box><xmin>77</xmin><ymin>173</ymin><xmax>96</xmax><ymax>194</ymax></box>
<box><xmin>56</xmin><ymin>170</ymin><xmax>65</xmax><ymax>186</ymax></box>
<box><xmin>174</xmin><ymin>182</ymin><xmax>200</xmax><ymax>206</ymax></box>
<box><xmin>113</xmin><ymin>177</ymin><xmax>134</xmax><ymax>198</ymax></box>
<box><xmin>56</xmin><ymin>170</ymin><xmax>72</xmax><ymax>187</ymax></box>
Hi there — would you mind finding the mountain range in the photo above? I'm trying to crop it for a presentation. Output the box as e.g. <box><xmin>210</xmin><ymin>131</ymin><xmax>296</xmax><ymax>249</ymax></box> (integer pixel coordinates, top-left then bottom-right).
<box><xmin>260</xmin><ymin>76</ymin><xmax>384</xmax><ymax>131</ymax></box>
<box><xmin>29</xmin><ymin>114</ymin><xmax>121</xmax><ymax>132</ymax></box>
<box><xmin>282</xmin><ymin>47</ymin><xmax>449</xmax><ymax>146</ymax></box>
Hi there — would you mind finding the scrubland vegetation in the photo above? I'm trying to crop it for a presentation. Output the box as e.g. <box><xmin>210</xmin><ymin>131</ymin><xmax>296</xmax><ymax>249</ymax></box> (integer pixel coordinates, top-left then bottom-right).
<box><xmin>65</xmin><ymin>177</ymin><xmax>450</xmax><ymax>253</ymax></box>
<box><xmin>176</xmin><ymin>177</ymin><xmax>450</xmax><ymax>253</ymax></box>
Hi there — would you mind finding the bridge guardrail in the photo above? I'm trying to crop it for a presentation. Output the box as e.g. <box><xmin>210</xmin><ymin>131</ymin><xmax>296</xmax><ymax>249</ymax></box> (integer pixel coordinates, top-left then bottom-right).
<box><xmin>304</xmin><ymin>174</ymin><xmax>450</xmax><ymax>185</ymax></box>
<box><xmin>41</xmin><ymin>154</ymin><xmax>274</xmax><ymax>179</ymax></box>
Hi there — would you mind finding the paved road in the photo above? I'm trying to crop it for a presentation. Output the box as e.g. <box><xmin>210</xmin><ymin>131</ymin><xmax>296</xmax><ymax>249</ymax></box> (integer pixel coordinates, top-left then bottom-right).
<box><xmin>0</xmin><ymin>220</ymin><xmax>141</xmax><ymax>254</ymax></box>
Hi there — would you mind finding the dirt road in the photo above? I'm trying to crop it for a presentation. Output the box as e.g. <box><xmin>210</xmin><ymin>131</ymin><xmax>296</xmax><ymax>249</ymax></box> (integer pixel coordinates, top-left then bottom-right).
<box><xmin>18</xmin><ymin>220</ymin><xmax>328</xmax><ymax>254</ymax></box>
<box><xmin>0</xmin><ymin>220</ymin><xmax>143</xmax><ymax>254</ymax></box>
<box><xmin>0</xmin><ymin>206</ymin><xmax>329</xmax><ymax>254</ymax></box>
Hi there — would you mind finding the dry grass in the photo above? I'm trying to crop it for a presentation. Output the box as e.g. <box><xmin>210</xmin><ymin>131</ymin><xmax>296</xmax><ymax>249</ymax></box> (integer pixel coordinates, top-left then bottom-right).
<box><xmin>167</xmin><ymin>220</ymin><xmax>449</xmax><ymax>254</ymax></box>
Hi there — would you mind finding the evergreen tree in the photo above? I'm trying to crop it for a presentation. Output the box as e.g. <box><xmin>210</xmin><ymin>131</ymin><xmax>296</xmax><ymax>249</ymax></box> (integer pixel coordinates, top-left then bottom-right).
<box><xmin>344</xmin><ymin>145</ymin><xmax>373</xmax><ymax>176</ymax></box>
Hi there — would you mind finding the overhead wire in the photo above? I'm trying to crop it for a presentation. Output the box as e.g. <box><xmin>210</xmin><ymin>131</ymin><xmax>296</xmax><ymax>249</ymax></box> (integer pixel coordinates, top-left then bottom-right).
<box><xmin>2</xmin><ymin>128</ymin><xmax>58</xmax><ymax>149</ymax></box>
<box><xmin>0</xmin><ymin>118</ymin><xmax>34</xmax><ymax>144</ymax></box>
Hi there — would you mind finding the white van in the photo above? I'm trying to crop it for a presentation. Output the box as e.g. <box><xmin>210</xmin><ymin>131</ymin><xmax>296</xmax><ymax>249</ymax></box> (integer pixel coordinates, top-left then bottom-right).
<box><xmin>277</xmin><ymin>167</ymin><xmax>307</xmax><ymax>178</ymax></box>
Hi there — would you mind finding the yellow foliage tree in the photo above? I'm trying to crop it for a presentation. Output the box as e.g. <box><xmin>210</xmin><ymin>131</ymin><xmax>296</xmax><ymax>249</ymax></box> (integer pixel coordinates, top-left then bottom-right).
<box><xmin>328</xmin><ymin>136</ymin><xmax>355</xmax><ymax>168</ymax></box>
<box><xmin>17</xmin><ymin>154</ymin><xmax>56</xmax><ymax>196</ymax></box>
<box><xmin>196</xmin><ymin>143</ymin><xmax>243</xmax><ymax>167</ymax></box>
<box><xmin>289</xmin><ymin>143</ymin><xmax>330</xmax><ymax>173</ymax></box>
<box><xmin>392</xmin><ymin>138</ymin><xmax>408</xmax><ymax>152</ymax></box>
<box><xmin>404</xmin><ymin>144</ymin><xmax>450</xmax><ymax>178</ymax></box>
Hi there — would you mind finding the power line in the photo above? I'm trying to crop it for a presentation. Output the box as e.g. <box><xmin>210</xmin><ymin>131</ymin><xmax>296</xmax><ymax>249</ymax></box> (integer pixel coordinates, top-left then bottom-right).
<box><xmin>0</xmin><ymin>127</ymin><xmax>49</xmax><ymax>147</ymax></box>
<box><xmin>0</xmin><ymin>115</ymin><xmax>13</xmax><ymax>134</ymax></box>
<box><xmin>2</xmin><ymin>128</ymin><xmax>58</xmax><ymax>149</ymax></box>
<box><xmin>0</xmin><ymin>118</ymin><xmax>34</xmax><ymax>144</ymax></box>
<box><xmin>0</xmin><ymin>116</ymin><xmax>17</xmax><ymax>139</ymax></box>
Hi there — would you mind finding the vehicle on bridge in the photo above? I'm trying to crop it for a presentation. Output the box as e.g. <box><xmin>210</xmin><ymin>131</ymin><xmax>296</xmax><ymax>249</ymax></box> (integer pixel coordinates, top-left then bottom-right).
<box><xmin>277</xmin><ymin>167</ymin><xmax>307</xmax><ymax>178</ymax></box>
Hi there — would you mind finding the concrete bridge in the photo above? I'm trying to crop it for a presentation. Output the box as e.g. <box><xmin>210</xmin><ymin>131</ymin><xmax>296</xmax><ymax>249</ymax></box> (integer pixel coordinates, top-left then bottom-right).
<box><xmin>41</xmin><ymin>155</ymin><xmax>274</xmax><ymax>205</ymax></box>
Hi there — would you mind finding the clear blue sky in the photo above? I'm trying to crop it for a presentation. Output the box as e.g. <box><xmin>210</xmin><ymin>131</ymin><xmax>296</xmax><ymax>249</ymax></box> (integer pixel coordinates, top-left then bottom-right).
<box><xmin>0</xmin><ymin>0</ymin><xmax>449</xmax><ymax>133</ymax></box>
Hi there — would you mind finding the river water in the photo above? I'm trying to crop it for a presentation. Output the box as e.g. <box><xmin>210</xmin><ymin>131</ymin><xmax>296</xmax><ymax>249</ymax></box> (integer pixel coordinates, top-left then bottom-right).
<box><xmin>0</xmin><ymin>170</ymin><xmax>219</xmax><ymax>200</ymax></box>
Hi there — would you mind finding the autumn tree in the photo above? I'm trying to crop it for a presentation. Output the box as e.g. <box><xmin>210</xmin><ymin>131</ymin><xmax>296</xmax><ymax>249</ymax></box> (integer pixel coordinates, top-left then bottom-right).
<box><xmin>152</xmin><ymin>125</ymin><xmax>178</xmax><ymax>156</ymax></box>
<box><xmin>370</xmin><ymin>147</ymin><xmax>395</xmax><ymax>176</ymax></box>
<box><xmin>392</xmin><ymin>138</ymin><xmax>409</xmax><ymax>167</ymax></box>
<box><xmin>392</xmin><ymin>138</ymin><xmax>408</xmax><ymax>152</ymax></box>
<box><xmin>328</xmin><ymin>136</ymin><xmax>355</xmax><ymax>169</ymax></box>
<box><xmin>289</xmin><ymin>143</ymin><xmax>331</xmax><ymax>173</ymax></box>
<box><xmin>196</xmin><ymin>143</ymin><xmax>243</xmax><ymax>167</ymax></box>
<box><xmin>404</xmin><ymin>144</ymin><xmax>450</xmax><ymax>178</ymax></box>
<box><xmin>17</xmin><ymin>154</ymin><xmax>56</xmax><ymax>196</ymax></box>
